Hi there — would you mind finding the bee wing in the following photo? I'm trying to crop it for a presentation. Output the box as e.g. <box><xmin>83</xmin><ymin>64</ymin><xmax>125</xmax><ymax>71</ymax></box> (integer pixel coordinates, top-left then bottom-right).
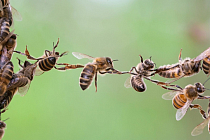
<box><xmin>194</xmin><ymin>47</ymin><xmax>210</xmax><ymax>62</ymax></box>
<box><xmin>72</xmin><ymin>52</ymin><xmax>95</xmax><ymax>60</ymax></box>
<box><xmin>162</xmin><ymin>91</ymin><xmax>182</xmax><ymax>100</ymax></box>
<box><xmin>18</xmin><ymin>79</ymin><xmax>31</xmax><ymax>97</ymax></box>
<box><xmin>0</xmin><ymin>2</ymin><xmax>3</xmax><ymax>12</ymax></box>
<box><xmin>176</xmin><ymin>100</ymin><xmax>191</xmax><ymax>121</ymax></box>
<box><xmin>124</xmin><ymin>76</ymin><xmax>132</xmax><ymax>88</ymax></box>
<box><xmin>191</xmin><ymin>119</ymin><xmax>209</xmax><ymax>136</ymax></box>
<box><xmin>34</xmin><ymin>66</ymin><xmax>44</xmax><ymax>76</ymax></box>
<box><xmin>11</xmin><ymin>6</ymin><xmax>22</xmax><ymax>21</ymax></box>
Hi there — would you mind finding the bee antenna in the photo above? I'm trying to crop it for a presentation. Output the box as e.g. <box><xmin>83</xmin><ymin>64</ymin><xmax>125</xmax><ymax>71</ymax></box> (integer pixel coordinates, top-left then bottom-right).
<box><xmin>203</xmin><ymin>78</ymin><xmax>210</xmax><ymax>86</ymax></box>
<box><xmin>149</xmin><ymin>56</ymin><xmax>152</xmax><ymax>61</ymax></box>
<box><xmin>154</xmin><ymin>63</ymin><xmax>157</xmax><ymax>68</ymax></box>
<box><xmin>112</xmin><ymin>59</ymin><xmax>118</xmax><ymax>62</ymax></box>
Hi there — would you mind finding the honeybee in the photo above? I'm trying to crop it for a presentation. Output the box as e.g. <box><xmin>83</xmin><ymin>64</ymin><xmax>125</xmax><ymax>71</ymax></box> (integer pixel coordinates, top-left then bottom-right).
<box><xmin>0</xmin><ymin>61</ymin><xmax>13</xmax><ymax>96</ymax></box>
<box><xmin>162</xmin><ymin>82</ymin><xmax>209</xmax><ymax>121</ymax></box>
<box><xmin>124</xmin><ymin>55</ymin><xmax>155</xmax><ymax>92</ymax></box>
<box><xmin>14</xmin><ymin>38</ymin><xmax>83</xmax><ymax>76</ymax></box>
<box><xmin>0</xmin><ymin>87</ymin><xmax>17</xmax><ymax>111</ymax></box>
<box><xmin>6</xmin><ymin>58</ymin><xmax>37</xmax><ymax>96</ymax></box>
<box><xmin>191</xmin><ymin>99</ymin><xmax>210</xmax><ymax>136</ymax></box>
<box><xmin>154</xmin><ymin>47</ymin><xmax>210</xmax><ymax>84</ymax></box>
<box><xmin>72</xmin><ymin>52</ymin><xmax>128</xmax><ymax>91</ymax></box>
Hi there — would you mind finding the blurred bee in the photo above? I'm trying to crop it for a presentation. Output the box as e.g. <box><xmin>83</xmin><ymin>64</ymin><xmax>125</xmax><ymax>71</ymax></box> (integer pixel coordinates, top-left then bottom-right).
<box><xmin>14</xmin><ymin>38</ymin><xmax>83</xmax><ymax>76</ymax></box>
<box><xmin>0</xmin><ymin>61</ymin><xmax>13</xmax><ymax>96</ymax></box>
<box><xmin>72</xmin><ymin>52</ymin><xmax>128</xmax><ymax>92</ymax></box>
<box><xmin>153</xmin><ymin>47</ymin><xmax>210</xmax><ymax>84</ymax></box>
<box><xmin>6</xmin><ymin>58</ymin><xmax>37</xmax><ymax>96</ymax></box>
<box><xmin>191</xmin><ymin>99</ymin><xmax>210</xmax><ymax>136</ymax></box>
<box><xmin>124</xmin><ymin>55</ymin><xmax>155</xmax><ymax>92</ymax></box>
<box><xmin>0</xmin><ymin>118</ymin><xmax>8</xmax><ymax>140</ymax></box>
<box><xmin>162</xmin><ymin>80</ymin><xmax>210</xmax><ymax>121</ymax></box>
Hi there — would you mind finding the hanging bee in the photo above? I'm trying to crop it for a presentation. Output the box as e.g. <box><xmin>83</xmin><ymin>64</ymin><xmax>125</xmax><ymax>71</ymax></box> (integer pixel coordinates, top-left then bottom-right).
<box><xmin>72</xmin><ymin>52</ymin><xmax>128</xmax><ymax>92</ymax></box>
<box><xmin>6</xmin><ymin>58</ymin><xmax>37</xmax><ymax>96</ymax></box>
<box><xmin>14</xmin><ymin>38</ymin><xmax>84</xmax><ymax>76</ymax></box>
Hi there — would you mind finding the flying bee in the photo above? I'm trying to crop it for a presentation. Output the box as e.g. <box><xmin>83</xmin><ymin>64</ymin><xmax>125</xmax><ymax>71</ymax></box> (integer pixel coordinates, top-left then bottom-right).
<box><xmin>72</xmin><ymin>52</ymin><xmax>128</xmax><ymax>92</ymax></box>
<box><xmin>14</xmin><ymin>38</ymin><xmax>83</xmax><ymax>76</ymax></box>
<box><xmin>191</xmin><ymin>99</ymin><xmax>210</xmax><ymax>136</ymax></box>
<box><xmin>124</xmin><ymin>55</ymin><xmax>155</xmax><ymax>92</ymax></box>
<box><xmin>162</xmin><ymin>80</ymin><xmax>210</xmax><ymax>121</ymax></box>
<box><xmin>153</xmin><ymin>47</ymin><xmax>210</xmax><ymax>84</ymax></box>
<box><xmin>6</xmin><ymin>58</ymin><xmax>37</xmax><ymax>96</ymax></box>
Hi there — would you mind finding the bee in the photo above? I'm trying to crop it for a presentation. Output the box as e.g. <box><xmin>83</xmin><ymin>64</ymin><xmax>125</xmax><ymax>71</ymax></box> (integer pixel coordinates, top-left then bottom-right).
<box><xmin>0</xmin><ymin>87</ymin><xmax>17</xmax><ymax>111</ymax></box>
<box><xmin>0</xmin><ymin>61</ymin><xmax>13</xmax><ymax>96</ymax></box>
<box><xmin>162</xmin><ymin>81</ymin><xmax>209</xmax><ymax>121</ymax></box>
<box><xmin>153</xmin><ymin>47</ymin><xmax>210</xmax><ymax>84</ymax></box>
<box><xmin>14</xmin><ymin>38</ymin><xmax>83</xmax><ymax>76</ymax></box>
<box><xmin>72</xmin><ymin>52</ymin><xmax>128</xmax><ymax>92</ymax></box>
<box><xmin>124</xmin><ymin>55</ymin><xmax>155</xmax><ymax>92</ymax></box>
<box><xmin>6</xmin><ymin>58</ymin><xmax>37</xmax><ymax>96</ymax></box>
<box><xmin>191</xmin><ymin>99</ymin><xmax>210</xmax><ymax>136</ymax></box>
<box><xmin>0</xmin><ymin>33</ymin><xmax>16</xmax><ymax>68</ymax></box>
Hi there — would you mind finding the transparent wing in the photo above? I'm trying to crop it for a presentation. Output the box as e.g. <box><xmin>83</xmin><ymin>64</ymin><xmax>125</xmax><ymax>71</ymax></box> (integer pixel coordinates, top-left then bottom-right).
<box><xmin>11</xmin><ymin>6</ymin><xmax>22</xmax><ymax>21</ymax></box>
<box><xmin>124</xmin><ymin>76</ymin><xmax>132</xmax><ymax>88</ymax></box>
<box><xmin>194</xmin><ymin>47</ymin><xmax>210</xmax><ymax>62</ymax></box>
<box><xmin>72</xmin><ymin>52</ymin><xmax>95</xmax><ymax>60</ymax></box>
<box><xmin>191</xmin><ymin>119</ymin><xmax>209</xmax><ymax>136</ymax></box>
<box><xmin>0</xmin><ymin>1</ymin><xmax>3</xmax><ymax>12</ymax></box>
<box><xmin>176</xmin><ymin>100</ymin><xmax>192</xmax><ymax>121</ymax></box>
<box><xmin>34</xmin><ymin>66</ymin><xmax>44</xmax><ymax>76</ymax></box>
<box><xmin>18</xmin><ymin>79</ymin><xmax>31</xmax><ymax>97</ymax></box>
<box><xmin>162</xmin><ymin>91</ymin><xmax>182</xmax><ymax>100</ymax></box>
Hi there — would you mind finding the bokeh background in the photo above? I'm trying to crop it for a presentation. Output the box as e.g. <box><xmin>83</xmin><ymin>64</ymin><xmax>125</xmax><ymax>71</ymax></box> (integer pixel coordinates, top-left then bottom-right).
<box><xmin>3</xmin><ymin>0</ymin><xmax>210</xmax><ymax>139</ymax></box>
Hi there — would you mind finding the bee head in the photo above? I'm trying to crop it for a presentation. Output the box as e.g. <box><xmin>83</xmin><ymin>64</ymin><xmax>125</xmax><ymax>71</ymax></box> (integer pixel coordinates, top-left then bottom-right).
<box><xmin>106</xmin><ymin>57</ymin><xmax>114</xmax><ymax>67</ymax></box>
<box><xmin>195</xmin><ymin>82</ymin><xmax>205</xmax><ymax>93</ymax></box>
<box><xmin>143</xmin><ymin>56</ymin><xmax>155</xmax><ymax>70</ymax></box>
<box><xmin>0</xmin><ymin>121</ymin><xmax>6</xmax><ymax>129</ymax></box>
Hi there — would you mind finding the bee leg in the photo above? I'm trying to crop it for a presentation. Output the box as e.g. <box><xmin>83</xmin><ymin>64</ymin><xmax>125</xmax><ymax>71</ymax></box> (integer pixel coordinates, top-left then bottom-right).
<box><xmin>129</xmin><ymin>67</ymin><xmax>139</xmax><ymax>74</ymax></box>
<box><xmin>54</xmin><ymin>63</ymin><xmax>84</xmax><ymax>70</ymax></box>
<box><xmin>59</xmin><ymin>51</ymin><xmax>68</xmax><ymax>57</ymax></box>
<box><xmin>95</xmin><ymin>72</ymin><xmax>98</xmax><ymax>92</ymax></box>
<box><xmin>190</xmin><ymin>104</ymin><xmax>206</xmax><ymax>119</ymax></box>
<box><xmin>0</xmin><ymin>29</ymin><xmax>14</xmax><ymax>46</ymax></box>
<box><xmin>52</xmin><ymin>38</ymin><xmax>59</xmax><ymax>54</ymax></box>
<box><xmin>16</xmin><ymin>57</ymin><xmax>24</xmax><ymax>68</ymax></box>
<box><xmin>197</xmin><ymin>95</ymin><xmax>210</xmax><ymax>99</ymax></box>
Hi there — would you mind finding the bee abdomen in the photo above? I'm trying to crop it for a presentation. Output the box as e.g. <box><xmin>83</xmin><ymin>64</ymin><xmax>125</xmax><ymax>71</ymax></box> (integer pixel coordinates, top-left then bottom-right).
<box><xmin>38</xmin><ymin>57</ymin><xmax>56</xmax><ymax>71</ymax></box>
<box><xmin>0</xmin><ymin>88</ymin><xmax>15</xmax><ymax>110</ymax></box>
<box><xmin>131</xmin><ymin>75</ymin><xmax>146</xmax><ymax>92</ymax></box>
<box><xmin>202</xmin><ymin>57</ymin><xmax>210</xmax><ymax>74</ymax></box>
<box><xmin>0</xmin><ymin>61</ymin><xmax>13</xmax><ymax>95</ymax></box>
<box><xmin>7</xmin><ymin>75</ymin><xmax>28</xmax><ymax>90</ymax></box>
<box><xmin>0</xmin><ymin>18</ymin><xmax>10</xmax><ymax>42</ymax></box>
<box><xmin>172</xmin><ymin>94</ymin><xmax>187</xmax><ymax>109</ymax></box>
<box><xmin>79</xmin><ymin>64</ymin><xmax>96</xmax><ymax>90</ymax></box>
<box><xmin>159</xmin><ymin>67</ymin><xmax>182</xmax><ymax>78</ymax></box>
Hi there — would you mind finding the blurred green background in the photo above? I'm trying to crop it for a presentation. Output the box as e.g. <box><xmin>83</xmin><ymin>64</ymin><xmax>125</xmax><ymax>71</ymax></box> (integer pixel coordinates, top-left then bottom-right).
<box><xmin>3</xmin><ymin>0</ymin><xmax>210</xmax><ymax>139</ymax></box>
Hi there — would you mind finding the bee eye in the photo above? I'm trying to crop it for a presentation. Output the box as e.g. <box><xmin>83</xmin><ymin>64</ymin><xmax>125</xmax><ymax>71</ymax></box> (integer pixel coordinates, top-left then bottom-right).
<box><xmin>106</xmin><ymin>58</ymin><xmax>112</xmax><ymax>65</ymax></box>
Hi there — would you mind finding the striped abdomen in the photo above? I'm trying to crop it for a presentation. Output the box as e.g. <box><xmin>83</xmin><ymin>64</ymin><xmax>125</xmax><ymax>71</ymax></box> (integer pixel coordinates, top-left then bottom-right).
<box><xmin>172</xmin><ymin>94</ymin><xmax>187</xmax><ymax>109</ymax></box>
<box><xmin>7</xmin><ymin>74</ymin><xmax>29</xmax><ymax>91</ymax></box>
<box><xmin>79</xmin><ymin>64</ymin><xmax>96</xmax><ymax>90</ymax></box>
<box><xmin>0</xmin><ymin>18</ymin><xmax>10</xmax><ymax>42</ymax></box>
<box><xmin>38</xmin><ymin>57</ymin><xmax>56</xmax><ymax>71</ymax></box>
<box><xmin>0</xmin><ymin>61</ymin><xmax>13</xmax><ymax>96</ymax></box>
<box><xmin>202</xmin><ymin>56</ymin><xmax>210</xmax><ymax>75</ymax></box>
<box><xmin>0</xmin><ymin>0</ymin><xmax>9</xmax><ymax>7</ymax></box>
<box><xmin>0</xmin><ymin>88</ymin><xmax>17</xmax><ymax>110</ymax></box>
<box><xmin>130</xmin><ymin>75</ymin><xmax>146</xmax><ymax>92</ymax></box>
<box><xmin>158</xmin><ymin>66</ymin><xmax>183</xmax><ymax>78</ymax></box>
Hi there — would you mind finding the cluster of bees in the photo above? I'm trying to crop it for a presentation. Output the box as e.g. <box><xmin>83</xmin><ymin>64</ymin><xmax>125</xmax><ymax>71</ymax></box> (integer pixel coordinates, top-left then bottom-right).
<box><xmin>0</xmin><ymin>0</ymin><xmax>209</xmax><ymax>139</ymax></box>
